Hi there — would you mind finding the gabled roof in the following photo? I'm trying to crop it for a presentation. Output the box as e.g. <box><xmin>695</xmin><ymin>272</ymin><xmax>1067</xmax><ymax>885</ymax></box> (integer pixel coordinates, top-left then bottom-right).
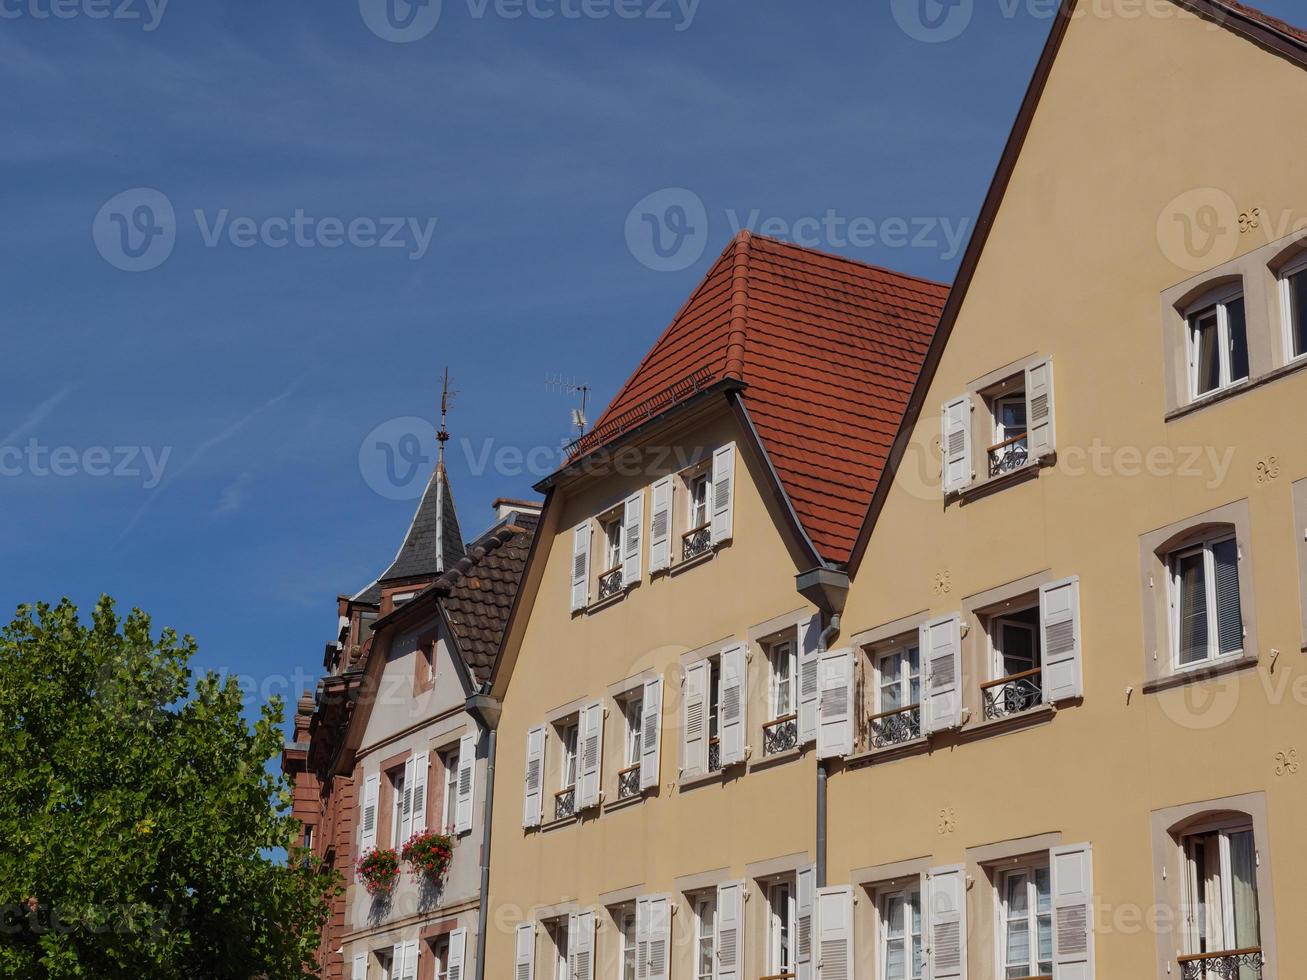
<box><xmin>570</xmin><ymin>233</ymin><xmax>948</xmax><ymax>565</ymax></box>
<box><xmin>847</xmin><ymin>0</ymin><xmax>1307</xmax><ymax>573</ymax></box>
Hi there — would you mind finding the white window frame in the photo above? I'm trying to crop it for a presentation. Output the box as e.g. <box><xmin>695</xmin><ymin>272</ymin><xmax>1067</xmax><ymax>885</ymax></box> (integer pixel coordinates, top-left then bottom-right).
<box><xmin>1185</xmin><ymin>285</ymin><xmax>1248</xmax><ymax>399</ymax></box>
<box><xmin>623</xmin><ymin>695</ymin><xmax>643</xmax><ymax>768</ymax></box>
<box><xmin>876</xmin><ymin>885</ymin><xmax>924</xmax><ymax>980</ymax></box>
<box><xmin>618</xmin><ymin>907</ymin><xmax>637</xmax><ymax>980</ymax></box>
<box><xmin>441</xmin><ymin>747</ymin><xmax>460</xmax><ymax>835</ymax></box>
<box><xmin>548</xmin><ymin>918</ymin><xmax>570</xmax><ymax>980</ymax></box>
<box><xmin>1181</xmin><ymin>817</ymin><xmax>1262</xmax><ymax>960</ymax></box>
<box><xmin>1278</xmin><ymin>250</ymin><xmax>1307</xmax><ymax>364</ymax></box>
<box><xmin>1168</xmin><ymin>533</ymin><xmax>1243</xmax><ymax>671</ymax></box>
<box><xmin>766</xmin><ymin>880</ymin><xmax>796</xmax><ymax>975</ymax></box>
<box><xmin>988</xmin><ymin>605</ymin><xmax>1041</xmax><ymax>682</ymax></box>
<box><xmin>433</xmin><ymin>936</ymin><xmax>449</xmax><ymax>980</ymax></box>
<box><xmin>390</xmin><ymin>767</ymin><xmax>408</xmax><ymax>847</ymax></box>
<box><xmin>767</xmin><ymin>638</ymin><xmax>798</xmax><ymax>721</ymax></box>
<box><xmin>602</xmin><ymin>516</ymin><xmax>624</xmax><ymax>576</ymax></box>
<box><xmin>995</xmin><ymin>859</ymin><xmax>1053</xmax><ymax>980</ymax></box>
<box><xmin>559</xmin><ymin>720</ymin><xmax>580</xmax><ymax>792</ymax></box>
<box><xmin>875</xmin><ymin>643</ymin><xmax>921</xmax><ymax>715</ymax></box>
<box><xmin>688</xmin><ymin>472</ymin><xmax>711</xmax><ymax>531</ymax></box>
<box><xmin>694</xmin><ymin>895</ymin><xmax>717</xmax><ymax>980</ymax></box>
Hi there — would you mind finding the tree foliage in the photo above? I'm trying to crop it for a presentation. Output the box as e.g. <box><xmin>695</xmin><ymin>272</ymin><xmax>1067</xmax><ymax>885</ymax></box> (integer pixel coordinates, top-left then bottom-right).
<box><xmin>0</xmin><ymin>597</ymin><xmax>338</xmax><ymax>978</ymax></box>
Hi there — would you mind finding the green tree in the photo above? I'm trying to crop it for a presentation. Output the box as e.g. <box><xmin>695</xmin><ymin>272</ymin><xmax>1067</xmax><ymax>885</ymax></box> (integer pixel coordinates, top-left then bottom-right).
<box><xmin>0</xmin><ymin>597</ymin><xmax>339</xmax><ymax>978</ymax></box>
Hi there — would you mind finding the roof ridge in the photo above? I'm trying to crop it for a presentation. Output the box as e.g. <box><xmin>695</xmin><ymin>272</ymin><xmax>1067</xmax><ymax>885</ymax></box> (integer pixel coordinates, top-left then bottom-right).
<box><xmin>746</xmin><ymin>232</ymin><xmax>953</xmax><ymax>291</ymax></box>
<box><xmin>726</xmin><ymin>229</ymin><xmax>751</xmax><ymax>381</ymax></box>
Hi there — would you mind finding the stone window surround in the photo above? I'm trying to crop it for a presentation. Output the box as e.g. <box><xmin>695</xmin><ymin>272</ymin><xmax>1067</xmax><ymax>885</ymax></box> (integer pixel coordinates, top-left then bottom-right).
<box><xmin>965</xmin><ymin>831</ymin><xmax>1066</xmax><ymax>980</ymax></box>
<box><xmin>1149</xmin><ymin>792</ymin><xmax>1277</xmax><ymax>980</ymax></box>
<box><xmin>1160</xmin><ymin>228</ymin><xmax>1307</xmax><ymax>420</ymax></box>
<box><xmin>1137</xmin><ymin>498</ymin><xmax>1260</xmax><ymax>692</ymax></box>
<box><xmin>1294</xmin><ymin>477</ymin><xmax>1307</xmax><ymax>651</ymax></box>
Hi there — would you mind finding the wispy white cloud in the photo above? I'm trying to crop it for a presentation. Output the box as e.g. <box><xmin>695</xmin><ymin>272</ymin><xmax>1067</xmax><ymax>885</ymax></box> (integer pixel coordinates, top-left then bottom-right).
<box><xmin>1</xmin><ymin>383</ymin><xmax>76</xmax><ymax>445</ymax></box>
<box><xmin>215</xmin><ymin>471</ymin><xmax>255</xmax><ymax>516</ymax></box>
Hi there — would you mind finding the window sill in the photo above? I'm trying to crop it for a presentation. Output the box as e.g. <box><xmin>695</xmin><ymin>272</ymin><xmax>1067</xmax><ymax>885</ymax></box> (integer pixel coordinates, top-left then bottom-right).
<box><xmin>539</xmin><ymin>813</ymin><xmax>581</xmax><ymax>834</ymax></box>
<box><xmin>676</xmin><ymin>768</ymin><xmax>725</xmax><ymax>792</ymax></box>
<box><xmin>748</xmin><ymin>745</ymin><xmax>804</xmax><ymax>773</ymax></box>
<box><xmin>583</xmin><ymin>586</ymin><xmax>634</xmax><ymax>616</ymax></box>
<box><xmin>845</xmin><ymin>735</ymin><xmax>931</xmax><ymax>769</ymax></box>
<box><xmin>1166</xmin><ymin>356</ymin><xmax>1307</xmax><ymax>422</ymax></box>
<box><xmin>958</xmin><ymin>702</ymin><xmax>1058</xmax><ymax>741</ymax></box>
<box><xmin>603</xmin><ymin>792</ymin><xmax>646</xmax><ymax>815</ymax></box>
<box><xmin>1142</xmin><ymin>652</ymin><xmax>1259</xmax><ymax>694</ymax></box>
<box><xmin>666</xmin><ymin>547</ymin><xmax>717</xmax><ymax>578</ymax></box>
<box><xmin>949</xmin><ymin>455</ymin><xmax>1050</xmax><ymax>505</ymax></box>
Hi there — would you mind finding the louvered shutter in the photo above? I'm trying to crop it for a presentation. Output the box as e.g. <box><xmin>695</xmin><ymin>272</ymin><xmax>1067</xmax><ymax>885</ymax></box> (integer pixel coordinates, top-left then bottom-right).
<box><xmin>455</xmin><ymin>732</ymin><xmax>475</xmax><ymax>834</ymax></box>
<box><xmin>401</xmin><ymin>941</ymin><xmax>419</xmax><ymax>980</ymax></box>
<box><xmin>514</xmin><ymin>923</ymin><xmax>535</xmax><ymax>980</ymax></box>
<box><xmin>648</xmin><ymin>477</ymin><xmax>673</xmax><ymax>573</ymax></box>
<box><xmin>1213</xmin><ymin>538</ymin><xmax>1244</xmax><ymax>654</ymax></box>
<box><xmin>927</xmin><ymin>865</ymin><xmax>967</xmax><ymax>980</ymax></box>
<box><xmin>920</xmin><ymin>615</ymin><xmax>963</xmax><ymax>734</ymax></box>
<box><xmin>1051</xmin><ymin>844</ymin><xmax>1095</xmax><ymax>980</ymax></box>
<box><xmin>941</xmin><ymin>396</ymin><xmax>972</xmax><ymax>493</ymax></box>
<box><xmin>682</xmin><ymin>661</ymin><xmax>709</xmax><ymax>777</ymax></box>
<box><xmin>570</xmin><ymin>523</ymin><xmax>591</xmax><ymax>612</ymax></box>
<box><xmin>1040</xmin><ymin>577</ymin><xmax>1082</xmax><ymax>702</ymax></box>
<box><xmin>798</xmin><ymin>613</ymin><xmax>821</xmax><ymax>745</ymax></box>
<box><xmin>622</xmin><ymin>492</ymin><xmax>644</xmax><ymax>586</ymax></box>
<box><xmin>569</xmin><ymin>910</ymin><xmax>595</xmax><ymax>980</ymax></box>
<box><xmin>817</xmin><ymin>647</ymin><xmax>855</xmax><ymax>759</ymax></box>
<box><xmin>638</xmin><ymin>898</ymin><xmax>669</xmax><ymax>980</ymax></box>
<box><xmin>716</xmin><ymin>881</ymin><xmax>744</xmax><ymax>980</ymax></box>
<box><xmin>523</xmin><ymin>725</ymin><xmax>545</xmax><ymax>828</ymax></box>
<box><xmin>639</xmin><ymin>677</ymin><xmax>662</xmax><ymax>791</ymax></box>
<box><xmin>410</xmin><ymin>751</ymin><xmax>428</xmax><ymax>835</ymax></box>
<box><xmin>710</xmin><ymin>443</ymin><xmax>735</xmax><ymax>544</ymax></box>
<box><xmin>816</xmin><ymin>887</ymin><xmax>854</xmax><ymax>980</ymax></box>
<box><xmin>577</xmin><ymin>700</ymin><xmax>604</xmax><ymax>810</ymax></box>
<box><xmin>447</xmin><ymin>928</ymin><xmax>467</xmax><ymax>980</ymax></box>
<box><xmin>719</xmin><ymin>643</ymin><xmax>748</xmax><ymax>766</ymax></box>
<box><xmin>352</xmin><ymin>953</ymin><xmax>367</xmax><ymax>980</ymax></box>
<box><xmin>635</xmin><ymin>898</ymin><xmax>650</xmax><ymax>980</ymax></box>
<box><xmin>796</xmin><ymin>865</ymin><xmax>815</xmax><ymax>980</ymax></box>
<box><xmin>399</xmin><ymin>756</ymin><xmax>416</xmax><ymax>843</ymax></box>
<box><xmin>360</xmin><ymin>773</ymin><xmax>379</xmax><ymax>852</ymax></box>
<box><xmin>1025</xmin><ymin>357</ymin><xmax>1056</xmax><ymax>460</ymax></box>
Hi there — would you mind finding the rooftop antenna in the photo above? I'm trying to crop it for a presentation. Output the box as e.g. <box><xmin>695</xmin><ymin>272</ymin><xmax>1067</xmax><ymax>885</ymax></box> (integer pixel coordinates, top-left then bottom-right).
<box><xmin>546</xmin><ymin>374</ymin><xmax>591</xmax><ymax>438</ymax></box>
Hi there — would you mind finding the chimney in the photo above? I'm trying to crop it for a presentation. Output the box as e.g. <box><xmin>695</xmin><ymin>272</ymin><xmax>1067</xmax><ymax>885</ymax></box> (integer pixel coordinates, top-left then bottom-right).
<box><xmin>491</xmin><ymin>497</ymin><xmax>543</xmax><ymax>523</ymax></box>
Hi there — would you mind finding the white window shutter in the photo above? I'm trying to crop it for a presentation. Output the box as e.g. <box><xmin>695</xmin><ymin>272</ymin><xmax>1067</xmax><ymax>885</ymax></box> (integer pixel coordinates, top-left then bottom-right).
<box><xmin>635</xmin><ymin>898</ymin><xmax>650</xmax><ymax>980</ymax></box>
<box><xmin>798</xmin><ymin>613</ymin><xmax>821</xmax><ymax>745</ymax></box>
<box><xmin>817</xmin><ymin>647</ymin><xmax>855</xmax><ymax>759</ymax></box>
<box><xmin>1025</xmin><ymin>356</ymin><xmax>1056</xmax><ymax>460</ymax></box>
<box><xmin>1051</xmin><ymin>844</ymin><xmax>1095</xmax><ymax>980</ymax></box>
<box><xmin>716</xmin><ymin>881</ymin><xmax>744</xmax><ymax>980</ymax></box>
<box><xmin>578</xmin><ymin>700</ymin><xmax>604</xmax><ymax>810</ymax></box>
<box><xmin>447</xmin><ymin>928</ymin><xmax>467</xmax><ymax>980</ymax></box>
<box><xmin>648</xmin><ymin>477</ymin><xmax>673</xmax><ymax>573</ymax></box>
<box><xmin>622</xmin><ymin>492</ymin><xmax>644</xmax><ymax>586</ymax></box>
<box><xmin>568</xmin><ymin>910</ymin><xmax>596</xmax><ymax>980</ymax></box>
<box><xmin>710</xmin><ymin>443</ymin><xmax>736</xmax><ymax>544</ymax></box>
<box><xmin>719</xmin><ymin>643</ymin><xmax>748</xmax><ymax>766</ymax></box>
<box><xmin>352</xmin><ymin>953</ymin><xmax>367</xmax><ymax>980</ymax></box>
<box><xmin>941</xmin><ymin>396</ymin><xmax>972</xmax><ymax>494</ymax></box>
<box><xmin>682</xmin><ymin>661</ymin><xmax>710</xmax><ymax>777</ymax></box>
<box><xmin>1041</xmin><ymin>576</ymin><xmax>1083</xmax><ymax>702</ymax></box>
<box><xmin>455</xmin><ymin>732</ymin><xmax>476</xmax><ymax>835</ymax></box>
<box><xmin>514</xmin><ymin>922</ymin><xmax>535</xmax><ymax>980</ymax></box>
<box><xmin>399</xmin><ymin>756</ymin><xmax>417</xmax><ymax>843</ymax></box>
<box><xmin>816</xmin><ymin>887</ymin><xmax>854</xmax><ymax>980</ymax></box>
<box><xmin>639</xmin><ymin>677</ymin><xmax>663</xmax><ymax>791</ymax></box>
<box><xmin>796</xmin><ymin>865</ymin><xmax>815</xmax><ymax>980</ymax></box>
<box><xmin>360</xmin><ymin>773</ymin><xmax>379</xmax><ymax>852</ymax></box>
<box><xmin>642</xmin><ymin>898</ymin><xmax>669</xmax><ymax>980</ymax></box>
<box><xmin>570</xmin><ymin>522</ymin><xmax>591</xmax><ymax>612</ymax></box>
<box><xmin>921</xmin><ymin>615</ymin><xmax>963</xmax><ymax>734</ymax></box>
<box><xmin>523</xmin><ymin>725</ymin><xmax>545</xmax><ymax>829</ymax></box>
<box><xmin>410</xmin><ymin>751</ymin><xmax>428</xmax><ymax>836</ymax></box>
<box><xmin>927</xmin><ymin>865</ymin><xmax>967</xmax><ymax>980</ymax></box>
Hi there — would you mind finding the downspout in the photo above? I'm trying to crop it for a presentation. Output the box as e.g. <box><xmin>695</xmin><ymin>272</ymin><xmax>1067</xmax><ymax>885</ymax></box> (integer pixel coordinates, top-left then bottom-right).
<box><xmin>796</xmin><ymin>567</ymin><xmax>850</xmax><ymax>890</ymax></box>
<box><xmin>465</xmin><ymin>692</ymin><xmax>502</xmax><ymax>980</ymax></box>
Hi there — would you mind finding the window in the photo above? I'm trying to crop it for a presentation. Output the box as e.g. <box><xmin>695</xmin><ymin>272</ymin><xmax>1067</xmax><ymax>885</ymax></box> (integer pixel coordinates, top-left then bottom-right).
<box><xmin>768</xmin><ymin>639</ymin><xmax>797</xmax><ymax>720</ymax></box>
<box><xmin>1280</xmin><ymin>252</ymin><xmax>1307</xmax><ymax>362</ymax></box>
<box><xmin>619</xmin><ymin>908</ymin><xmax>637</xmax><ymax>980</ymax></box>
<box><xmin>871</xmin><ymin>643</ymin><xmax>921</xmax><ymax>748</ymax></box>
<box><xmin>560</xmin><ymin>723</ymin><xmax>579</xmax><ymax>790</ymax></box>
<box><xmin>707</xmin><ymin>657</ymin><xmax>722</xmax><ymax>772</ymax></box>
<box><xmin>603</xmin><ymin>518</ymin><xmax>623</xmax><ymax>574</ymax></box>
<box><xmin>618</xmin><ymin>694</ymin><xmax>643</xmax><ymax>800</ymax></box>
<box><xmin>1170</xmin><ymin>535</ymin><xmax>1243</xmax><ymax>668</ymax></box>
<box><xmin>432</xmin><ymin>937</ymin><xmax>449</xmax><ymax>980</ymax></box>
<box><xmin>390</xmin><ymin>767</ymin><xmax>408</xmax><ymax>846</ymax></box>
<box><xmin>998</xmin><ymin>862</ymin><xmax>1053</xmax><ymax>980</ymax></box>
<box><xmin>689</xmin><ymin>473</ymin><xmax>710</xmax><ymax>530</ymax></box>
<box><xmin>989</xmin><ymin>390</ymin><xmax>1030</xmax><ymax>477</ymax></box>
<box><xmin>1183</xmin><ymin>824</ymin><xmax>1261</xmax><ymax>971</ymax></box>
<box><xmin>1187</xmin><ymin>289</ymin><xmax>1249</xmax><ymax>398</ymax></box>
<box><xmin>766</xmin><ymin>881</ymin><xmax>795</xmax><ymax>976</ymax></box>
<box><xmin>980</xmin><ymin>604</ymin><xmax>1045</xmax><ymax>720</ymax></box>
<box><xmin>441</xmin><ymin>748</ymin><xmax>460</xmax><ymax>834</ymax></box>
<box><xmin>694</xmin><ymin>896</ymin><xmax>717</xmax><ymax>980</ymax></box>
<box><xmin>546</xmin><ymin>919</ymin><xmax>570</xmax><ymax>980</ymax></box>
<box><xmin>878</xmin><ymin>887</ymin><xmax>923</xmax><ymax>980</ymax></box>
<box><xmin>555</xmin><ymin>719</ymin><xmax>579</xmax><ymax>820</ymax></box>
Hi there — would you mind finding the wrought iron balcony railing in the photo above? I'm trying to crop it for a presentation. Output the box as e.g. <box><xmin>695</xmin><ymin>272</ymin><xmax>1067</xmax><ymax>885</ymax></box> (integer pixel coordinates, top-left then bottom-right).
<box><xmin>1178</xmin><ymin>948</ymin><xmax>1263</xmax><ymax>980</ymax></box>
<box><xmin>597</xmin><ymin>566</ymin><xmax>624</xmax><ymax>602</ymax></box>
<box><xmin>982</xmin><ymin>669</ymin><xmax>1044</xmax><ymax>720</ymax></box>
<box><xmin>708</xmin><ymin>737</ymin><xmax>722</xmax><ymax>773</ymax></box>
<box><xmin>617</xmin><ymin>764</ymin><xmax>642</xmax><ymax>800</ymax></box>
<box><xmin>554</xmin><ymin>786</ymin><xmax>576</xmax><ymax>821</ymax></box>
<box><xmin>682</xmin><ymin>524</ymin><xmax>712</xmax><ymax>562</ymax></box>
<box><xmin>987</xmin><ymin>433</ymin><xmax>1030</xmax><ymax>477</ymax></box>
<box><xmin>763</xmin><ymin>715</ymin><xmax>798</xmax><ymax>756</ymax></box>
<box><xmin>869</xmin><ymin>704</ymin><xmax>922</xmax><ymax>749</ymax></box>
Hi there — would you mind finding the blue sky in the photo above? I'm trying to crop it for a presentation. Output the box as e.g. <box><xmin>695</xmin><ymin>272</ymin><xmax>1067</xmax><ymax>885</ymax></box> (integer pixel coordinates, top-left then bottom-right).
<box><xmin>3</xmin><ymin>0</ymin><xmax>1299</xmax><ymax>725</ymax></box>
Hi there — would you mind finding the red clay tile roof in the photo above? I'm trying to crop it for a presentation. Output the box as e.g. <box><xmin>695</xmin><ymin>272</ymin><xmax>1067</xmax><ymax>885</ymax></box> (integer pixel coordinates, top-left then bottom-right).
<box><xmin>580</xmin><ymin>232</ymin><xmax>949</xmax><ymax>565</ymax></box>
<box><xmin>1216</xmin><ymin>0</ymin><xmax>1307</xmax><ymax>45</ymax></box>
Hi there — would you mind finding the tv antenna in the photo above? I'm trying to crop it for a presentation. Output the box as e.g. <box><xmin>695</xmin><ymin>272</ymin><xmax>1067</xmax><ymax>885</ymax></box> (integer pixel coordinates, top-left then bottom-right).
<box><xmin>545</xmin><ymin>374</ymin><xmax>591</xmax><ymax>438</ymax></box>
